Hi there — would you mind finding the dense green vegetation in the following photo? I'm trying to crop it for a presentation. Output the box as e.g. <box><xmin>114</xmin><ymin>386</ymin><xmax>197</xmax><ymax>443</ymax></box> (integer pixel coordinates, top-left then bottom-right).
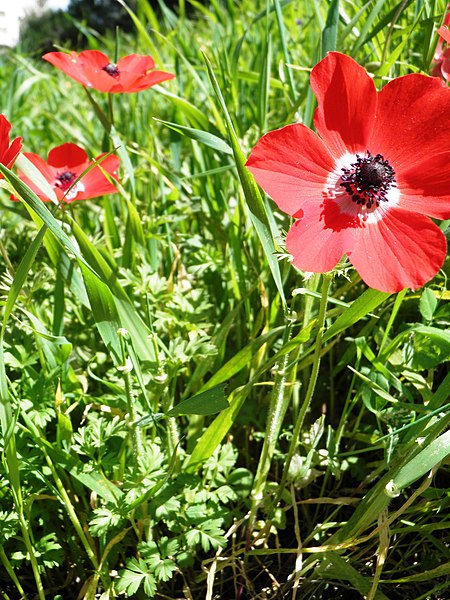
<box><xmin>0</xmin><ymin>0</ymin><xmax>449</xmax><ymax>598</ymax></box>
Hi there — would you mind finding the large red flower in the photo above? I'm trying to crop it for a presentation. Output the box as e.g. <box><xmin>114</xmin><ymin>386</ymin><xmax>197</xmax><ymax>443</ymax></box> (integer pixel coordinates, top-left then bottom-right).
<box><xmin>0</xmin><ymin>114</ymin><xmax>23</xmax><ymax>176</ymax></box>
<box><xmin>42</xmin><ymin>50</ymin><xmax>174</xmax><ymax>93</ymax></box>
<box><xmin>246</xmin><ymin>52</ymin><xmax>450</xmax><ymax>293</ymax></box>
<box><xmin>17</xmin><ymin>143</ymin><xmax>120</xmax><ymax>203</ymax></box>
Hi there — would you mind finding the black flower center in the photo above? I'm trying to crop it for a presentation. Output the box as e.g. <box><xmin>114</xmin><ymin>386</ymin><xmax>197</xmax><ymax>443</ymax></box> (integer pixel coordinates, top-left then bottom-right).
<box><xmin>56</xmin><ymin>171</ymin><xmax>77</xmax><ymax>191</ymax></box>
<box><xmin>340</xmin><ymin>152</ymin><xmax>396</xmax><ymax>209</ymax></box>
<box><xmin>102</xmin><ymin>63</ymin><xmax>120</xmax><ymax>78</ymax></box>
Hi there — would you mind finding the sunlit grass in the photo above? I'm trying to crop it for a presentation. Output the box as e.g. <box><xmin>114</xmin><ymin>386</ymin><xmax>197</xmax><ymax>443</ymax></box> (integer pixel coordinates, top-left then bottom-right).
<box><xmin>0</xmin><ymin>0</ymin><xmax>449</xmax><ymax>598</ymax></box>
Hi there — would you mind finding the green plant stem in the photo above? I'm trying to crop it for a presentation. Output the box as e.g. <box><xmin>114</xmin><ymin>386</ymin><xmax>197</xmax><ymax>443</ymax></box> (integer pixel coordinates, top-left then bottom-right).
<box><xmin>378</xmin><ymin>288</ymin><xmax>407</xmax><ymax>354</ymax></box>
<box><xmin>119</xmin><ymin>333</ymin><xmax>144</xmax><ymax>462</ymax></box>
<box><xmin>0</xmin><ymin>547</ymin><xmax>25</xmax><ymax>598</ymax></box>
<box><xmin>274</xmin><ymin>274</ymin><xmax>332</xmax><ymax>505</ymax></box>
<box><xmin>246</xmin><ymin>311</ymin><xmax>295</xmax><ymax>544</ymax></box>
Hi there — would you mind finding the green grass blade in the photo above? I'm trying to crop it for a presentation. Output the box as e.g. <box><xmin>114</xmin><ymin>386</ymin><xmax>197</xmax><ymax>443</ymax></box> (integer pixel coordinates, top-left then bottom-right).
<box><xmin>321</xmin><ymin>0</ymin><xmax>340</xmax><ymax>56</ymax></box>
<box><xmin>155</xmin><ymin>118</ymin><xmax>233</xmax><ymax>155</ymax></box>
<box><xmin>323</xmin><ymin>288</ymin><xmax>391</xmax><ymax>342</ymax></box>
<box><xmin>202</xmin><ymin>50</ymin><xmax>287</xmax><ymax>309</ymax></box>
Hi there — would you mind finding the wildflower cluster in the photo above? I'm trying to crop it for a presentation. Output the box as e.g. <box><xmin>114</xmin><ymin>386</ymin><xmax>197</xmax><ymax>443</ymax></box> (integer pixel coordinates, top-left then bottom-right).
<box><xmin>2</xmin><ymin>49</ymin><xmax>174</xmax><ymax>204</ymax></box>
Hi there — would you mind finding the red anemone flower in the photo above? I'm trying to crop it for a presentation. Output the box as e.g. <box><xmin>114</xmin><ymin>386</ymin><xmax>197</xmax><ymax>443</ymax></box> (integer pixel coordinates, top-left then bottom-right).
<box><xmin>17</xmin><ymin>142</ymin><xmax>120</xmax><ymax>203</ymax></box>
<box><xmin>42</xmin><ymin>50</ymin><xmax>175</xmax><ymax>93</ymax></box>
<box><xmin>0</xmin><ymin>114</ymin><xmax>23</xmax><ymax>176</ymax></box>
<box><xmin>431</xmin><ymin>14</ymin><xmax>450</xmax><ymax>80</ymax></box>
<box><xmin>246</xmin><ymin>52</ymin><xmax>450</xmax><ymax>293</ymax></box>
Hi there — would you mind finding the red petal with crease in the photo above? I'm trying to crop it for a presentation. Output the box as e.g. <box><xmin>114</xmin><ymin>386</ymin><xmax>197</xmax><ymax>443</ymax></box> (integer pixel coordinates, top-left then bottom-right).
<box><xmin>245</xmin><ymin>124</ymin><xmax>334</xmax><ymax>217</ymax></box>
<box><xmin>0</xmin><ymin>115</ymin><xmax>22</xmax><ymax>174</ymax></box>
<box><xmin>3</xmin><ymin>136</ymin><xmax>23</xmax><ymax>169</ymax></box>
<box><xmin>350</xmin><ymin>209</ymin><xmax>447</xmax><ymax>293</ymax></box>
<box><xmin>127</xmin><ymin>70</ymin><xmax>176</xmax><ymax>92</ymax></box>
<box><xmin>0</xmin><ymin>115</ymin><xmax>12</xmax><ymax>158</ymax></box>
<box><xmin>286</xmin><ymin>200</ymin><xmax>357</xmax><ymax>273</ymax></box>
<box><xmin>398</xmin><ymin>151</ymin><xmax>450</xmax><ymax>219</ymax></box>
<box><xmin>370</xmin><ymin>74</ymin><xmax>450</xmax><ymax>169</ymax></box>
<box><xmin>48</xmin><ymin>143</ymin><xmax>88</xmax><ymax>169</ymax></box>
<box><xmin>311</xmin><ymin>52</ymin><xmax>377</xmax><ymax>156</ymax></box>
<box><xmin>43</xmin><ymin>52</ymin><xmax>92</xmax><ymax>86</ymax></box>
<box><xmin>118</xmin><ymin>54</ymin><xmax>155</xmax><ymax>72</ymax></box>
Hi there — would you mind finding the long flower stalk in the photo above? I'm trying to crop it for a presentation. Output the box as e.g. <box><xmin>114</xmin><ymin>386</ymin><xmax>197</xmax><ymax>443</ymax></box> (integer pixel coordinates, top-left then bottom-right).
<box><xmin>274</xmin><ymin>273</ymin><xmax>331</xmax><ymax>506</ymax></box>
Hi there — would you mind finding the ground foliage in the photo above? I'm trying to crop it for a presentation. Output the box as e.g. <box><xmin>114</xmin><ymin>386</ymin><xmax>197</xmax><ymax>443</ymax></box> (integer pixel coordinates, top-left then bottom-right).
<box><xmin>0</xmin><ymin>0</ymin><xmax>449</xmax><ymax>598</ymax></box>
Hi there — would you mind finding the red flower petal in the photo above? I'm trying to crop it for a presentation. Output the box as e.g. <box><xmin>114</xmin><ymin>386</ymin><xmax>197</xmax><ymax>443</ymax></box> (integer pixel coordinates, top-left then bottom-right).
<box><xmin>0</xmin><ymin>114</ymin><xmax>12</xmax><ymax>158</ymax></box>
<box><xmin>48</xmin><ymin>143</ymin><xmax>89</xmax><ymax>169</ymax></box>
<box><xmin>117</xmin><ymin>54</ymin><xmax>155</xmax><ymax>72</ymax></box>
<box><xmin>123</xmin><ymin>70</ymin><xmax>176</xmax><ymax>93</ymax></box>
<box><xmin>349</xmin><ymin>209</ymin><xmax>447</xmax><ymax>292</ymax></box>
<box><xmin>74</xmin><ymin>154</ymin><xmax>120</xmax><ymax>200</ymax></box>
<box><xmin>438</xmin><ymin>25</ymin><xmax>450</xmax><ymax>44</ymax></box>
<box><xmin>43</xmin><ymin>49</ymin><xmax>174</xmax><ymax>94</ymax></box>
<box><xmin>246</xmin><ymin>124</ymin><xmax>334</xmax><ymax>216</ymax></box>
<box><xmin>311</xmin><ymin>52</ymin><xmax>377</xmax><ymax>157</ymax></box>
<box><xmin>286</xmin><ymin>200</ymin><xmax>357</xmax><ymax>273</ymax></box>
<box><xmin>399</xmin><ymin>152</ymin><xmax>450</xmax><ymax>219</ymax></box>
<box><xmin>77</xmin><ymin>50</ymin><xmax>111</xmax><ymax>70</ymax></box>
<box><xmin>370</xmin><ymin>74</ymin><xmax>450</xmax><ymax>170</ymax></box>
<box><xmin>43</xmin><ymin>52</ymin><xmax>92</xmax><ymax>86</ymax></box>
<box><xmin>2</xmin><ymin>136</ymin><xmax>23</xmax><ymax>169</ymax></box>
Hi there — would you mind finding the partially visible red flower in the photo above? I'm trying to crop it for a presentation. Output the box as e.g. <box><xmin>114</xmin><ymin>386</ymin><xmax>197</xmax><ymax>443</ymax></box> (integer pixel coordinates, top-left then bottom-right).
<box><xmin>0</xmin><ymin>114</ymin><xmax>23</xmax><ymax>176</ymax></box>
<box><xmin>42</xmin><ymin>50</ymin><xmax>175</xmax><ymax>93</ymax></box>
<box><xmin>17</xmin><ymin>143</ymin><xmax>120</xmax><ymax>203</ymax></box>
<box><xmin>246</xmin><ymin>52</ymin><xmax>450</xmax><ymax>293</ymax></box>
<box><xmin>431</xmin><ymin>10</ymin><xmax>450</xmax><ymax>80</ymax></box>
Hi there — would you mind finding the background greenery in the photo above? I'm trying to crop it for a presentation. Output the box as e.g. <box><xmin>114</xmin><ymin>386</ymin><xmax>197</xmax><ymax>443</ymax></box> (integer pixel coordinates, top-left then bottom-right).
<box><xmin>0</xmin><ymin>0</ymin><xmax>449</xmax><ymax>598</ymax></box>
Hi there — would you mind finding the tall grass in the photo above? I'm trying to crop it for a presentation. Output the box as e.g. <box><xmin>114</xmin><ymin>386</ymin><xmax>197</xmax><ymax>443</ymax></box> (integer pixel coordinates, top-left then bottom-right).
<box><xmin>0</xmin><ymin>0</ymin><xmax>449</xmax><ymax>598</ymax></box>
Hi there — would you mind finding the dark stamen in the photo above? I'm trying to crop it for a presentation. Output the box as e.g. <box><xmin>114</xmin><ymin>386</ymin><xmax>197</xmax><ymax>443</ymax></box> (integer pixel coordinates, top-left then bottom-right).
<box><xmin>340</xmin><ymin>152</ymin><xmax>396</xmax><ymax>209</ymax></box>
<box><xmin>55</xmin><ymin>171</ymin><xmax>77</xmax><ymax>191</ymax></box>
<box><xmin>102</xmin><ymin>63</ymin><xmax>120</xmax><ymax>78</ymax></box>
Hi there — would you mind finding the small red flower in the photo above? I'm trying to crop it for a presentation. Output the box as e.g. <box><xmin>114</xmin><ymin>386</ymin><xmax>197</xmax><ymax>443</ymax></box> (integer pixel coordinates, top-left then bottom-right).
<box><xmin>0</xmin><ymin>114</ymin><xmax>23</xmax><ymax>175</ymax></box>
<box><xmin>17</xmin><ymin>143</ymin><xmax>120</xmax><ymax>203</ymax></box>
<box><xmin>431</xmin><ymin>12</ymin><xmax>450</xmax><ymax>80</ymax></box>
<box><xmin>246</xmin><ymin>52</ymin><xmax>450</xmax><ymax>293</ymax></box>
<box><xmin>42</xmin><ymin>50</ymin><xmax>175</xmax><ymax>93</ymax></box>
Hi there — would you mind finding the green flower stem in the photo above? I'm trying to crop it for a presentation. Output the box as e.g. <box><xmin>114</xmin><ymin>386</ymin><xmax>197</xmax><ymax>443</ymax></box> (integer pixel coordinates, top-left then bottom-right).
<box><xmin>274</xmin><ymin>274</ymin><xmax>332</xmax><ymax>505</ymax></box>
<box><xmin>118</xmin><ymin>331</ymin><xmax>144</xmax><ymax>463</ymax></box>
<box><xmin>246</xmin><ymin>311</ymin><xmax>296</xmax><ymax>543</ymax></box>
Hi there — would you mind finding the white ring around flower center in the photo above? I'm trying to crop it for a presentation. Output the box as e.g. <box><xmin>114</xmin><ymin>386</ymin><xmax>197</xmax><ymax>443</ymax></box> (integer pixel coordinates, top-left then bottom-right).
<box><xmin>325</xmin><ymin>151</ymin><xmax>400</xmax><ymax>224</ymax></box>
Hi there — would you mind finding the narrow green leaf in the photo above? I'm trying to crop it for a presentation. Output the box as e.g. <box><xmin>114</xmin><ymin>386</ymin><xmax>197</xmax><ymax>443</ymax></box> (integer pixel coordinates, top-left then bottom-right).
<box><xmin>2</xmin><ymin>226</ymin><xmax>47</xmax><ymax>329</ymax></box>
<box><xmin>155</xmin><ymin>118</ymin><xmax>233</xmax><ymax>155</ymax></box>
<box><xmin>323</xmin><ymin>288</ymin><xmax>391</xmax><ymax>342</ymax></box>
<box><xmin>389</xmin><ymin>430</ymin><xmax>450</xmax><ymax>492</ymax></box>
<box><xmin>318</xmin><ymin>553</ymin><xmax>390</xmax><ymax>600</ymax></box>
<box><xmin>79</xmin><ymin>263</ymin><xmax>122</xmax><ymax>365</ymax></box>
<box><xmin>187</xmin><ymin>387</ymin><xmax>249</xmax><ymax>472</ymax></box>
<box><xmin>202</xmin><ymin>51</ymin><xmax>287</xmax><ymax>309</ymax></box>
<box><xmin>321</xmin><ymin>0</ymin><xmax>340</xmax><ymax>56</ymax></box>
<box><xmin>15</xmin><ymin>154</ymin><xmax>57</xmax><ymax>204</ymax></box>
<box><xmin>0</xmin><ymin>164</ymin><xmax>93</xmax><ymax>273</ymax></box>
<box><xmin>419</xmin><ymin>288</ymin><xmax>438</xmax><ymax>321</ymax></box>
<box><xmin>198</xmin><ymin>327</ymin><xmax>283</xmax><ymax>393</ymax></box>
<box><xmin>168</xmin><ymin>384</ymin><xmax>229</xmax><ymax>416</ymax></box>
